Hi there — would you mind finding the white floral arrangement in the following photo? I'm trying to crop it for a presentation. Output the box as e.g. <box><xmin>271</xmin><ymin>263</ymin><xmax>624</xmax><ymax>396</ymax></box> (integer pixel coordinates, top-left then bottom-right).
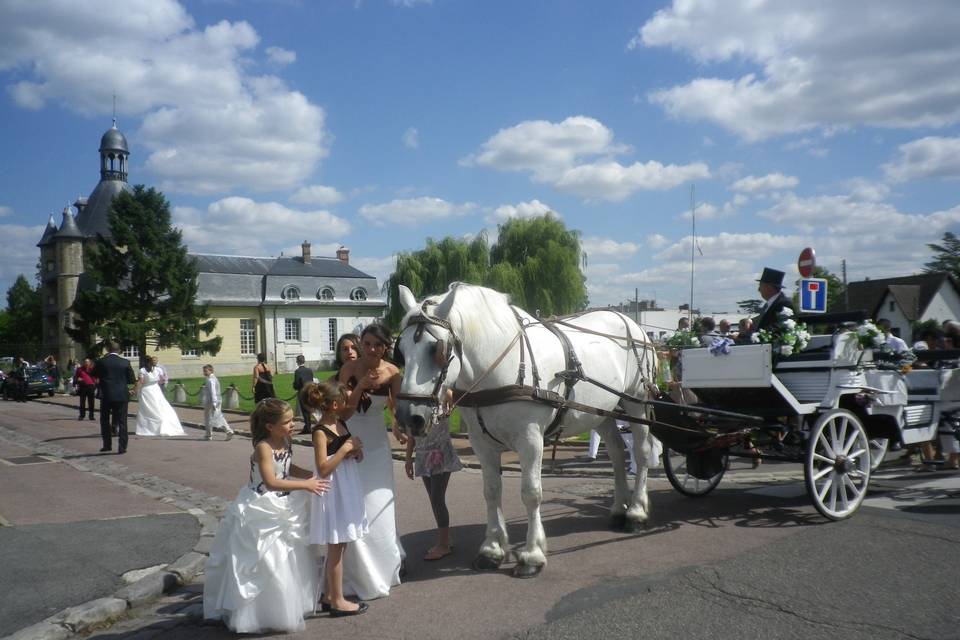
<box><xmin>751</xmin><ymin>307</ymin><xmax>811</xmax><ymax>357</ymax></box>
<box><xmin>664</xmin><ymin>329</ymin><xmax>700</xmax><ymax>349</ymax></box>
<box><xmin>855</xmin><ymin>320</ymin><xmax>886</xmax><ymax>349</ymax></box>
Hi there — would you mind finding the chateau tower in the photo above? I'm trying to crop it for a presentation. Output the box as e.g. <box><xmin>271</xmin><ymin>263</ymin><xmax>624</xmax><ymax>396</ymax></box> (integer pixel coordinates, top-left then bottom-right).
<box><xmin>39</xmin><ymin>121</ymin><xmax>133</xmax><ymax>364</ymax></box>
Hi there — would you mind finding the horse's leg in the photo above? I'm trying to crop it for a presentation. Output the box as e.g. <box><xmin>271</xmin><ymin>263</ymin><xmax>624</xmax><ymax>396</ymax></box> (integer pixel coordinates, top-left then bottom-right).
<box><xmin>625</xmin><ymin>420</ymin><xmax>651</xmax><ymax>532</ymax></box>
<box><xmin>513</xmin><ymin>429</ymin><xmax>546</xmax><ymax>578</ymax></box>
<box><xmin>597</xmin><ymin>418</ymin><xmax>630</xmax><ymax>532</ymax></box>
<box><xmin>467</xmin><ymin>419</ymin><xmax>509</xmax><ymax>571</ymax></box>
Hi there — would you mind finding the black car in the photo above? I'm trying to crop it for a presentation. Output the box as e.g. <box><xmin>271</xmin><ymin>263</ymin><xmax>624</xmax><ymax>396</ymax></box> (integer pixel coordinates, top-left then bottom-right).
<box><xmin>2</xmin><ymin>366</ymin><xmax>57</xmax><ymax>400</ymax></box>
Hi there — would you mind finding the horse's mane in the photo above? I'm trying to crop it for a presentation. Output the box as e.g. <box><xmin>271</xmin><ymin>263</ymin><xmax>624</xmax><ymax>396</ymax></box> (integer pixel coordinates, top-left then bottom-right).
<box><xmin>436</xmin><ymin>283</ymin><xmax>519</xmax><ymax>355</ymax></box>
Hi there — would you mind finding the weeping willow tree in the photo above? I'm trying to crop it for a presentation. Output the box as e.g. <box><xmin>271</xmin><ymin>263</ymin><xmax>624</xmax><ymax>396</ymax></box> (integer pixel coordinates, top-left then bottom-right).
<box><xmin>385</xmin><ymin>213</ymin><xmax>587</xmax><ymax>327</ymax></box>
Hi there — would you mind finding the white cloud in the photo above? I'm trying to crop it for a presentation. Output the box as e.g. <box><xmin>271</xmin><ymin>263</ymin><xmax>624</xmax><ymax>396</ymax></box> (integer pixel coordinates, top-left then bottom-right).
<box><xmin>646</xmin><ymin>233</ymin><xmax>670</xmax><ymax>249</ymax></box>
<box><xmin>358</xmin><ymin>197</ymin><xmax>476</xmax><ymax>227</ymax></box>
<box><xmin>265</xmin><ymin>46</ymin><xmax>296</xmax><ymax>65</ymax></box>
<box><xmin>390</xmin><ymin>0</ymin><xmax>433</xmax><ymax>6</ymax></box>
<box><xmin>883</xmin><ymin>136</ymin><xmax>960</xmax><ymax>183</ymax></box>
<box><xmin>581</xmin><ymin>237</ymin><xmax>641</xmax><ymax>258</ymax></box>
<box><xmin>402</xmin><ymin>127</ymin><xmax>419</xmax><ymax>149</ymax></box>
<box><xmin>679</xmin><ymin>202</ymin><xmax>724</xmax><ymax>221</ymax></box>
<box><xmin>731</xmin><ymin>173</ymin><xmax>799</xmax><ymax>192</ymax></box>
<box><xmin>487</xmin><ymin>199</ymin><xmax>554</xmax><ymax>223</ymax></box>
<box><xmin>0</xmin><ymin>206</ymin><xmax>12</xmax><ymax>217</ymax></box>
<box><xmin>350</xmin><ymin>255</ymin><xmax>396</xmax><ymax>286</ymax></box>
<box><xmin>554</xmin><ymin>160</ymin><xmax>710</xmax><ymax>201</ymax></box>
<box><xmin>637</xmin><ymin>1</ymin><xmax>960</xmax><ymax>140</ymax></box>
<box><xmin>654</xmin><ymin>232</ymin><xmax>805</xmax><ymax>262</ymax></box>
<box><xmin>842</xmin><ymin>178</ymin><xmax>891</xmax><ymax>202</ymax></box>
<box><xmin>289</xmin><ymin>185</ymin><xmax>345</xmax><ymax>206</ymax></box>
<box><xmin>0</xmin><ymin>0</ymin><xmax>328</xmax><ymax>194</ymax></box>
<box><xmin>173</xmin><ymin>197</ymin><xmax>350</xmax><ymax>256</ymax></box>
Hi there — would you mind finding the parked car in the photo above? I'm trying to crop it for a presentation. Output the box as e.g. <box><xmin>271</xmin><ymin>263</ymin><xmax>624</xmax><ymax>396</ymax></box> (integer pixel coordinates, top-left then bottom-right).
<box><xmin>2</xmin><ymin>366</ymin><xmax>57</xmax><ymax>400</ymax></box>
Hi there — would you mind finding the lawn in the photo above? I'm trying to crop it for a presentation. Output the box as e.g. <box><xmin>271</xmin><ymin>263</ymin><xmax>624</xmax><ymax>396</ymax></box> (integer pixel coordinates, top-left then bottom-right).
<box><xmin>163</xmin><ymin>371</ymin><xmax>463</xmax><ymax>433</ymax></box>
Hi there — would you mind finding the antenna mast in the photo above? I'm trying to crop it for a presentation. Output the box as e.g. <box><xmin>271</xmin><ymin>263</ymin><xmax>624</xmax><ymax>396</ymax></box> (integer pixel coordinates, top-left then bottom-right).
<box><xmin>689</xmin><ymin>184</ymin><xmax>696</xmax><ymax>324</ymax></box>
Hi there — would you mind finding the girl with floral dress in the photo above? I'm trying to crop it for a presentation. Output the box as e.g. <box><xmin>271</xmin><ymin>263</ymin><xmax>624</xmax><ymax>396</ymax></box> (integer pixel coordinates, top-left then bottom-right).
<box><xmin>204</xmin><ymin>399</ymin><xmax>328</xmax><ymax>633</ymax></box>
<box><xmin>404</xmin><ymin>390</ymin><xmax>462</xmax><ymax>560</ymax></box>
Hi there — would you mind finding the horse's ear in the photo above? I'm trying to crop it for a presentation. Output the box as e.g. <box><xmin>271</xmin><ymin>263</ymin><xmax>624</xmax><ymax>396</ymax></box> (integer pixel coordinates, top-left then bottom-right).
<box><xmin>398</xmin><ymin>285</ymin><xmax>417</xmax><ymax>312</ymax></box>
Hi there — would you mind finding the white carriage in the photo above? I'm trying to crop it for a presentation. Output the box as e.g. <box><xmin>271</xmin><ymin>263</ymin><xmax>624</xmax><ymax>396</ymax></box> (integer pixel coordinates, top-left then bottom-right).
<box><xmin>655</xmin><ymin>323</ymin><xmax>922</xmax><ymax>521</ymax></box>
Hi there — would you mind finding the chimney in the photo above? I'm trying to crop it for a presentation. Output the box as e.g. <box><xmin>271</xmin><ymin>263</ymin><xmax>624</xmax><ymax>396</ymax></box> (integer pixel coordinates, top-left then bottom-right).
<box><xmin>301</xmin><ymin>240</ymin><xmax>311</xmax><ymax>264</ymax></box>
<box><xmin>336</xmin><ymin>246</ymin><xmax>350</xmax><ymax>264</ymax></box>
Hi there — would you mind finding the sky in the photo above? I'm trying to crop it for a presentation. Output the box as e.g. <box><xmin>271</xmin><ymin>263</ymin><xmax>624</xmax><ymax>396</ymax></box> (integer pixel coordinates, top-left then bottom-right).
<box><xmin>1</xmin><ymin>0</ymin><xmax>959</xmax><ymax>315</ymax></box>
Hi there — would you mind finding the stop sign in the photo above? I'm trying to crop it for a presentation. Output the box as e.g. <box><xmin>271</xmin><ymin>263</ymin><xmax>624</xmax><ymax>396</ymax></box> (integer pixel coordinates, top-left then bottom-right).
<box><xmin>798</xmin><ymin>247</ymin><xmax>816</xmax><ymax>278</ymax></box>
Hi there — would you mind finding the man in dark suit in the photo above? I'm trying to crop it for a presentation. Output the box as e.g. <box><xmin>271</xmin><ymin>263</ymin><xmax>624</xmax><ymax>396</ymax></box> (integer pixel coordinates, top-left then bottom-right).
<box><xmin>292</xmin><ymin>354</ymin><xmax>314</xmax><ymax>435</ymax></box>
<box><xmin>753</xmin><ymin>267</ymin><xmax>796</xmax><ymax>332</ymax></box>
<box><xmin>93</xmin><ymin>341</ymin><xmax>136</xmax><ymax>454</ymax></box>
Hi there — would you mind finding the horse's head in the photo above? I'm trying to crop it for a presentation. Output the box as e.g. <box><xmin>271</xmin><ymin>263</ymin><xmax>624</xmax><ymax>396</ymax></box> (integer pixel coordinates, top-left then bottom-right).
<box><xmin>394</xmin><ymin>285</ymin><xmax>462</xmax><ymax>437</ymax></box>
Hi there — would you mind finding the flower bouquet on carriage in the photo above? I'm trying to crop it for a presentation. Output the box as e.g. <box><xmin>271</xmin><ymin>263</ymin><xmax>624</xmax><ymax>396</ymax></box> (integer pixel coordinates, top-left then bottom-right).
<box><xmin>750</xmin><ymin>307</ymin><xmax>811</xmax><ymax>358</ymax></box>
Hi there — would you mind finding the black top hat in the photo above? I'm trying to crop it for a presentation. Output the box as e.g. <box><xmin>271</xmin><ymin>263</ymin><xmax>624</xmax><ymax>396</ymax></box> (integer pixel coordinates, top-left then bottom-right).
<box><xmin>757</xmin><ymin>267</ymin><xmax>785</xmax><ymax>288</ymax></box>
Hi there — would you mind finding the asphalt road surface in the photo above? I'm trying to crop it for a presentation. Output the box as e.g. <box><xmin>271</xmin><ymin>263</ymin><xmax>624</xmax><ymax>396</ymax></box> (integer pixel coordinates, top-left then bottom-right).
<box><xmin>1</xmin><ymin>399</ymin><xmax>958</xmax><ymax>639</ymax></box>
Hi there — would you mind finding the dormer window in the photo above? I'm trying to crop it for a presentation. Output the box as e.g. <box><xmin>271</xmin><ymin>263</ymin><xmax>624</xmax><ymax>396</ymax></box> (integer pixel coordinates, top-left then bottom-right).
<box><xmin>318</xmin><ymin>286</ymin><xmax>335</xmax><ymax>301</ymax></box>
<box><xmin>350</xmin><ymin>287</ymin><xmax>367</xmax><ymax>301</ymax></box>
<box><xmin>282</xmin><ymin>285</ymin><xmax>301</xmax><ymax>301</ymax></box>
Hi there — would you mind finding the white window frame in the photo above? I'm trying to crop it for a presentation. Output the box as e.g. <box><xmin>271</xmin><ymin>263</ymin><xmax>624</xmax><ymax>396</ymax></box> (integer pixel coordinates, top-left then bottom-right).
<box><xmin>282</xmin><ymin>285</ymin><xmax>301</xmax><ymax>301</ymax></box>
<box><xmin>350</xmin><ymin>287</ymin><xmax>367</xmax><ymax>301</ymax></box>
<box><xmin>121</xmin><ymin>345</ymin><xmax>140</xmax><ymax>359</ymax></box>
<box><xmin>285</xmin><ymin>318</ymin><xmax>301</xmax><ymax>342</ymax></box>
<box><xmin>318</xmin><ymin>286</ymin><xmax>335</xmax><ymax>301</ymax></box>
<box><xmin>181</xmin><ymin>348</ymin><xmax>199</xmax><ymax>358</ymax></box>
<box><xmin>328</xmin><ymin>318</ymin><xmax>338</xmax><ymax>351</ymax></box>
<box><xmin>240</xmin><ymin>319</ymin><xmax>257</xmax><ymax>356</ymax></box>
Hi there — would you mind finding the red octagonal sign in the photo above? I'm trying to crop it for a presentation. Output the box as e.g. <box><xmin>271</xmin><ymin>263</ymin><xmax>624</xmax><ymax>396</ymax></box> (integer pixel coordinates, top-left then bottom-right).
<box><xmin>798</xmin><ymin>247</ymin><xmax>816</xmax><ymax>278</ymax></box>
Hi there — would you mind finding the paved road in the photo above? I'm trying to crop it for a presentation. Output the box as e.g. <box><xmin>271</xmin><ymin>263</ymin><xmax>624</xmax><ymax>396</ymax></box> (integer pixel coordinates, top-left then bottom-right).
<box><xmin>1</xmin><ymin>398</ymin><xmax>958</xmax><ymax>639</ymax></box>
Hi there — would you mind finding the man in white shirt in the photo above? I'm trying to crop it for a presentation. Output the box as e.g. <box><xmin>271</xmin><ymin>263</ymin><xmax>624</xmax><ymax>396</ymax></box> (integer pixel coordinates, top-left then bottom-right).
<box><xmin>877</xmin><ymin>319</ymin><xmax>908</xmax><ymax>353</ymax></box>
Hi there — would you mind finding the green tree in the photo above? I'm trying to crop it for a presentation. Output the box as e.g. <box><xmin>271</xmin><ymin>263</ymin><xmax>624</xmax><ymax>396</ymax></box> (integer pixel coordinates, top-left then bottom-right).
<box><xmin>67</xmin><ymin>185</ymin><xmax>221</xmax><ymax>361</ymax></box>
<box><xmin>385</xmin><ymin>234</ymin><xmax>489</xmax><ymax>327</ymax></box>
<box><xmin>489</xmin><ymin>214</ymin><xmax>587</xmax><ymax>316</ymax></box>
<box><xmin>385</xmin><ymin>214</ymin><xmax>588</xmax><ymax>327</ymax></box>
<box><xmin>923</xmin><ymin>231</ymin><xmax>960</xmax><ymax>279</ymax></box>
<box><xmin>1</xmin><ymin>274</ymin><xmax>42</xmax><ymax>357</ymax></box>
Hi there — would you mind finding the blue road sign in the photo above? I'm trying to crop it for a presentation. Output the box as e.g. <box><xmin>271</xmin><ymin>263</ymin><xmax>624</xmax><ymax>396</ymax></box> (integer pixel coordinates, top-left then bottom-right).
<box><xmin>800</xmin><ymin>278</ymin><xmax>828</xmax><ymax>313</ymax></box>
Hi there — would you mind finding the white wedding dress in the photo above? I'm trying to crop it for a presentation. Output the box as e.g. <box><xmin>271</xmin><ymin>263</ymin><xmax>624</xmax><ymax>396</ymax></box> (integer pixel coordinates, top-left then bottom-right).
<box><xmin>342</xmin><ymin>391</ymin><xmax>405</xmax><ymax>599</ymax></box>
<box><xmin>135</xmin><ymin>368</ymin><xmax>185</xmax><ymax>436</ymax></box>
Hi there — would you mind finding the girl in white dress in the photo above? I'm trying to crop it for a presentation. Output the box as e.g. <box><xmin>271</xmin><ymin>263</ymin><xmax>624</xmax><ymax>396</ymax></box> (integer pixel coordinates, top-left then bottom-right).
<box><xmin>204</xmin><ymin>399</ymin><xmax>328</xmax><ymax>633</ymax></box>
<box><xmin>336</xmin><ymin>324</ymin><xmax>406</xmax><ymax>600</ymax></box>
<box><xmin>306</xmin><ymin>380</ymin><xmax>370</xmax><ymax>616</ymax></box>
<box><xmin>135</xmin><ymin>360</ymin><xmax>185</xmax><ymax>437</ymax></box>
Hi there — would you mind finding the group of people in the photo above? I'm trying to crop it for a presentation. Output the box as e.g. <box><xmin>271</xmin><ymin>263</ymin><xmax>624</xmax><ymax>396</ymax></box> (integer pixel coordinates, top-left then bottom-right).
<box><xmin>204</xmin><ymin>325</ymin><xmax>462</xmax><ymax>633</ymax></box>
<box><xmin>67</xmin><ymin>343</ymin><xmax>235</xmax><ymax>453</ymax></box>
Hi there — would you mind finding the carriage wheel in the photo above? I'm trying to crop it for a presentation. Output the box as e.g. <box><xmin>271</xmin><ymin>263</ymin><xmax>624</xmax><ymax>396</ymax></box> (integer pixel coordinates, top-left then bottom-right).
<box><xmin>868</xmin><ymin>438</ymin><xmax>888</xmax><ymax>471</ymax></box>
<box><xmin>663</xmin><ymin>447</ymin><xmax>728</xmax><ymax>497</ymax></box>
<box><xmin>804</xmin><ymin>409</ymin><xmax>871</xmax><ymax>521</ymax></box>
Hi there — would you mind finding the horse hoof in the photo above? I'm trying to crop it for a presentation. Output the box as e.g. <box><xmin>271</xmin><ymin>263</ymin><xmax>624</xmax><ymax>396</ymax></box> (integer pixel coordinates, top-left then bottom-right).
<box><xmin>472</xmin><ymin>555</ymin><xmax>503</xmax><ymax>572</ymax></box>
<box><xmin>624</xmin><ymin>518</ymin><xmax>647</xmax><ymax>534</ymax></box>
<box><xmin>512</xmin><ymin>563</ymin><xmax>543</xmax><ymax>579</ymax></box>
<box><xmin>609</xmin><ymin>513</ymin><xmax>627</xmax><ymax>532</ymax></box>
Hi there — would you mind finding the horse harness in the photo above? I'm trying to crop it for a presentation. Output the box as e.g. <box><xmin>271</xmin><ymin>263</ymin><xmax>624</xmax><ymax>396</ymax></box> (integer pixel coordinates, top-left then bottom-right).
<box><xmin>395</xmin><ymin>299</ymin><xmax>660</xmax><ymax>446</ymax></box>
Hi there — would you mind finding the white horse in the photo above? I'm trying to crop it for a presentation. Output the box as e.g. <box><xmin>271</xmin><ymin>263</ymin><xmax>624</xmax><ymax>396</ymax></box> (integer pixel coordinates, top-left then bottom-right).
<box><xmin>394</xmin><ymin>283</ymin><xmax>658</xmax><ymax>578</ymax></box>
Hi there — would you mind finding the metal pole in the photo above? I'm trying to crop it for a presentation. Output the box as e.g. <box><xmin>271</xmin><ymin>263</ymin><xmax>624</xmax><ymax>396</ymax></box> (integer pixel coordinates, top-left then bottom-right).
<box><xmin>689</xmin><ymin>185</ymin><xmax>696</xmax><ymax>323</ymax></box>
<box><xmin>842</xmin><ymin>259</ymin><xmax>849</xmax><ymax>309</ymax></box>
<box><xmin>635</xmin><ymin>287</ymin><xmax>639</xmax><ymax>324</ymax></box>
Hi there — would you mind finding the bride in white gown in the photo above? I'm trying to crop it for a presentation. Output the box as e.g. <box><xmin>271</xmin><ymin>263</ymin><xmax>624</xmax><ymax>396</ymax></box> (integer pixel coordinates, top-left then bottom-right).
<box><xmin>336</xmin><ymin>326</ymin><xmax>406</xmax><ymax>600</ymax></box>
<box><xmin>135</xmin><ymin>362</ymin><xmax>185</xmax><ymax>437</ymax></box>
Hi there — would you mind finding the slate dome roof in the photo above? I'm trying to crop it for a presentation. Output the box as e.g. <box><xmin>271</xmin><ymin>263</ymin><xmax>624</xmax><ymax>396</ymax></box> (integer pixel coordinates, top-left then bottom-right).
<box><xmin>100</xmin><ymin>124</ymin><xmax>129</xmax><ymax>153</ymax></box>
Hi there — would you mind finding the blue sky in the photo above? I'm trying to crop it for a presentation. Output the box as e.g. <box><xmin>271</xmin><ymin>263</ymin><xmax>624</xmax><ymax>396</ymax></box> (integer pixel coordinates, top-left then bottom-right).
<box><xmin>2</xmin><ymin>0</ymin><xmax>959</xmax><ymax>313</ymax></box>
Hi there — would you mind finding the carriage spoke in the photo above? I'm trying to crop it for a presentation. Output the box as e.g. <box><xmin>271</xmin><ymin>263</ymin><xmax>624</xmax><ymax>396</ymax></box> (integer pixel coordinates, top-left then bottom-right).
<box><xmin>828</xmin><ymin>475</ymin><xmax>839</xmax><ymax>512</ymax></box>
<box><xmin>813</xmin><ymin>465</ymin><xmax>833</xmax><ymax>481</ymax></box>
<box><xmin>847</xmin><ymin>447</ymin><xmax>867</xmax><ymax>462</ymax></box>
<box><xmin>836</xmin><ymin>418</ymin><xmax>848</xmax><ymax>452</ymax></box>
<box><xmin>842</xmin><ymin>429</ymin><xmax>859</xmax><ymax>455</ymax></box>
<box><xmin>817</xmin><ymin>434</ymin><xmax>836</xmax><ymax>458</ymax></box>
<box><xmin>829</xmin><ymin>422</ymin><xmax>840</xmax><ymax>451</ymax></box>
<box><xmin>813</xmin><ymin>452</ymin><xmax>834</xmax><ymax>465</ymax></box>
<box><xmin>839</xmin><ymin>477</ymin><xmax>850</xmax><ymax>512</ymax></box>
<box><xmin>817</xmin><ymin>475</ymin><xmax>834</xmax><ymax>502</ymax></box>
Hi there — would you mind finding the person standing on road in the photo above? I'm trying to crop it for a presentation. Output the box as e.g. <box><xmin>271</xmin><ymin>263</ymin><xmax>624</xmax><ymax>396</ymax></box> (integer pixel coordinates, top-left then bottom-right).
<box><xmin>252</xmin><ymin>353</ymin><xmax>275</xmax><ymax>403</ymax></box>
<box><xmin>73</xmin><ymin>358</ymin><xmax>98</xmax><ymax>421</ymax></box>
<box><xmin>404</xmin><ymin>389</ymin><xmax>462</xmax><ymax>561</ymax></box>
<box><xmin>201</xmin><ymin>364</ymin><xmax>234</xmax><ymax>441</ymax></box>
<box><xmin>204</xmin><ymin>398</ymin><xmax>328</xmax><ymax>633</ymax></box>
<box><xmin>292</xmin><ymin>354</ymin><xmax>315</xmax><ymax>435</ymax></box>
<box><xmin>93</xmin><ymin>341</ymin><xmax>136</xmax><ymax>454</ymax></box>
